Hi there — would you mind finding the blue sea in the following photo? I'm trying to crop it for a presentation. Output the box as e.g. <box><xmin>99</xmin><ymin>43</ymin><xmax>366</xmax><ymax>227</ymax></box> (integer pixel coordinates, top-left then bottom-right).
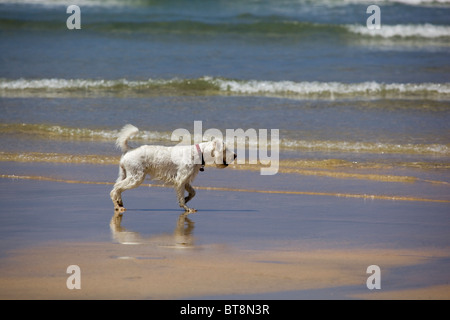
<box><xmin>0</xmin><ymin>0</ymin><xmax>449</xmax><ymax>178</ymax></box>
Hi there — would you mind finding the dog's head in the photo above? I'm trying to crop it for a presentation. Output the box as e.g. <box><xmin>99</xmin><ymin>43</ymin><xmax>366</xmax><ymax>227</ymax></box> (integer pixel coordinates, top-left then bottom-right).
<box><xmin>204</xmin><ymin>138</ymin><xmax>237</xmax><ymax>168</ymax></box>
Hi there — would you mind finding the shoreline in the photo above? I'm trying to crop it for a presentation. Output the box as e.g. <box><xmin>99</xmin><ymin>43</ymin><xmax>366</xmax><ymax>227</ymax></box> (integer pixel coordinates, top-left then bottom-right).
<box><xmin>1</xmin><ymin>173</ymin><xmax>448</xmax><ymax>204</ymax></box>
<box><xmin>1</xmin><ymin>157</ymin><xmax>449</xmax><ymax>203</ymax></box>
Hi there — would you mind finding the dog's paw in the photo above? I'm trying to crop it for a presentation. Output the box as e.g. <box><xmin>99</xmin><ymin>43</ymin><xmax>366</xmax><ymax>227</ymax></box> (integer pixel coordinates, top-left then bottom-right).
<box><xmin>115</xmin><ymin>206</ymin><xmax>126</xmax><ymax>213</ymax></box>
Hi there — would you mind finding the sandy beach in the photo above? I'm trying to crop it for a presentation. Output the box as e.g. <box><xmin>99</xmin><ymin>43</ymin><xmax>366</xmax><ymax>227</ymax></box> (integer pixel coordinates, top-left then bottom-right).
<box><xmin>0</xmin><ymin>162</ymin><xmax>449</xmax><ymax>300</ymax></box>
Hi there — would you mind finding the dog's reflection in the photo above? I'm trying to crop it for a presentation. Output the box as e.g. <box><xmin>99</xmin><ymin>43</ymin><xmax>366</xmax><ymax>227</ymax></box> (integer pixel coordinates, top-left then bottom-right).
<box><xmin>110</xmin><ymin>211</ymin><xmax>195</xmax><ymax>248</ymax></box>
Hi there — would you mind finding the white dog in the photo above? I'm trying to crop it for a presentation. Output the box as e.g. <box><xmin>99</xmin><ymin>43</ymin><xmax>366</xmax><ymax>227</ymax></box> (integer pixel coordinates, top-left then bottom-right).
<box><xmin>110</xmin><ymin>124</ymin><xmax>236</xmax><ymax>213</ymax></box>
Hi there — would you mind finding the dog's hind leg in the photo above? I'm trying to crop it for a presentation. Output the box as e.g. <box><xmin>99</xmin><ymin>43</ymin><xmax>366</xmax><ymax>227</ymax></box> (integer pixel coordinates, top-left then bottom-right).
<box><xmin>111</xmin><ymin>164</ymin><xmax>127</xmax><ymax>207</ymax></box>
<box><xmin>116</xmin><ymin>164</ymin><xmax>127</xmax><ymax>183</ymax></box>
<box><xmin>110</xmin><ymin>171</ymin><xmax>145</xmax><ymax>211</ymax></box>
<box><xmin>184</xmin><ymin>183</ymin><xmax>196</xmax><ymax>204</ymax></box>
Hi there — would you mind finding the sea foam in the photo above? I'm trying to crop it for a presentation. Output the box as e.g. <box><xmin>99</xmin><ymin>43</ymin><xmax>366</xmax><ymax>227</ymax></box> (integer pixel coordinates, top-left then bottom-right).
<box><xmin>347</xmin><ymin>23</ymin><xmax>450</xmax><ymax>39</ymax></box>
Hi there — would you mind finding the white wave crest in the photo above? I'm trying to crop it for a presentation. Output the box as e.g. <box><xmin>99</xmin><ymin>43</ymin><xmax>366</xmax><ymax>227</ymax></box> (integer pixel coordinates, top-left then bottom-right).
<box><xmin>388</xmin><ymin>0</ymin><xmax>450</xmax><ymax>6</ymax></box>
<box><xmin>281</xmin><ymin>139</ymin><xmax>450</xmax><ymax>155</ymax></box>
<box><xmin>1</xmin><ymin>78</ymin><xmax>449</xmax><ymax>98</ymax></box>
<box><xmin>1</xmin><ymin>123</ymin><xmax>173</xmax><ymax>142</ymax></box>
<box><xmin>347</xmin><ymin>23</ymin><xmax>450</xmax><ymax>38</ymax></box>
<box><xmin>0</xmin><ymin>78</ymin><xmax>152</xmax><ymax>90</ymax></box>
<box><xmin>210</xmin><ymin>78</ymin><xmax>450</xmax><ymax>96</ymax></box>
<box><xmin>0</xmin><ymin>0</ymin><xmax>129</xmax><ymax>7</ymax></box>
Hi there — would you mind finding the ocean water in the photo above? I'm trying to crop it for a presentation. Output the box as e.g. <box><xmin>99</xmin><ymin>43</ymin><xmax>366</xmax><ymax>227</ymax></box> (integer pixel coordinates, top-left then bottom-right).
<box><xmin>0</xmin><ymin>0</ymin><xmax>449</xmax><ymax>179</ymax></box>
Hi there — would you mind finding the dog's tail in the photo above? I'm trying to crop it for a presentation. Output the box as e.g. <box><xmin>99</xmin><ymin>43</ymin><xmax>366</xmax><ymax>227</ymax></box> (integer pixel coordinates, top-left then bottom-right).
<box><xmin>116</xmin><ymin>124</ymin><xmax>139</xmax><ymax>154</ymax></box>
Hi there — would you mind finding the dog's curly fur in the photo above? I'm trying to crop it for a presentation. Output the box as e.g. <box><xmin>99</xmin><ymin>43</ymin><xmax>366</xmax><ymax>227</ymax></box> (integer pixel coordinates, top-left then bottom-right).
<box><xmin>110</xmin><ymin>124</ymin><xmax>236</xmax><ymax>213</ymax></box>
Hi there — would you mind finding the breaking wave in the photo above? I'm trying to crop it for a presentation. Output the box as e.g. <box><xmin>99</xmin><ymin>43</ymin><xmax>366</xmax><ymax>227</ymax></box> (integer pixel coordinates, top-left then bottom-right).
<box><xmin>211</xmin><ymin>78</ymin><xmax>450</xmax><ymax>99</ymax></box>
<box><xmin>346</xmin><ymin>23</ymin><xmax>450</xmax><ymax>39</ymax></box>
<box><xmin>281</xmin><ymin>138</ymin><xmax>450</xmax><ymax>155</ymax></box>
<box><xmin>0</xmin><ymin>123</ymin><xmax>172</xmax><ymax>142</ymax></box>
<box><xmin>1</xmin><ymin>13</ymin><xmax>449</xmax><ymax>41</ymax></box>
<box><xmin>1</xmin><ymin>77</ymin><xmax>449</xmax><ymax>99</ymax></box>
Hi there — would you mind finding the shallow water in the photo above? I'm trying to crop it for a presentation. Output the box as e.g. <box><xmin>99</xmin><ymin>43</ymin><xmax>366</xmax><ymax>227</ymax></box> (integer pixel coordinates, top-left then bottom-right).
<box><xmin>1</xmin><ymin>167</ymin><xmax>449</xmax><ymax>257</ymax></box>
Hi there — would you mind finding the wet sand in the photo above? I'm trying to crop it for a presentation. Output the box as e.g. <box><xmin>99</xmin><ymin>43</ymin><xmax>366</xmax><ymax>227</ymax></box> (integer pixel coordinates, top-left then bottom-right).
<box><xmin>1</xmin><ymin>241</ymin><xmax>449</xmax><ymax>300</ymax></box>
<box><xmin>0</xmin><ymin>162</ymin><xmax>449</xmax><ymax>299</ymax></box>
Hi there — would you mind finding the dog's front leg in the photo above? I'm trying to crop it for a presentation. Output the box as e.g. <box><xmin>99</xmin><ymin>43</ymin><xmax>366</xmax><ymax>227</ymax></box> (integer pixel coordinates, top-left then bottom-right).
<box><xmin>175</xmin><ymin>184</ymin><xmax>197</xmax><ymax>213</ymax></box>
<box><xmin>184</xmin><ymin>183</ymin><xmax>196</xmax><ymax>204</ymax></box>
